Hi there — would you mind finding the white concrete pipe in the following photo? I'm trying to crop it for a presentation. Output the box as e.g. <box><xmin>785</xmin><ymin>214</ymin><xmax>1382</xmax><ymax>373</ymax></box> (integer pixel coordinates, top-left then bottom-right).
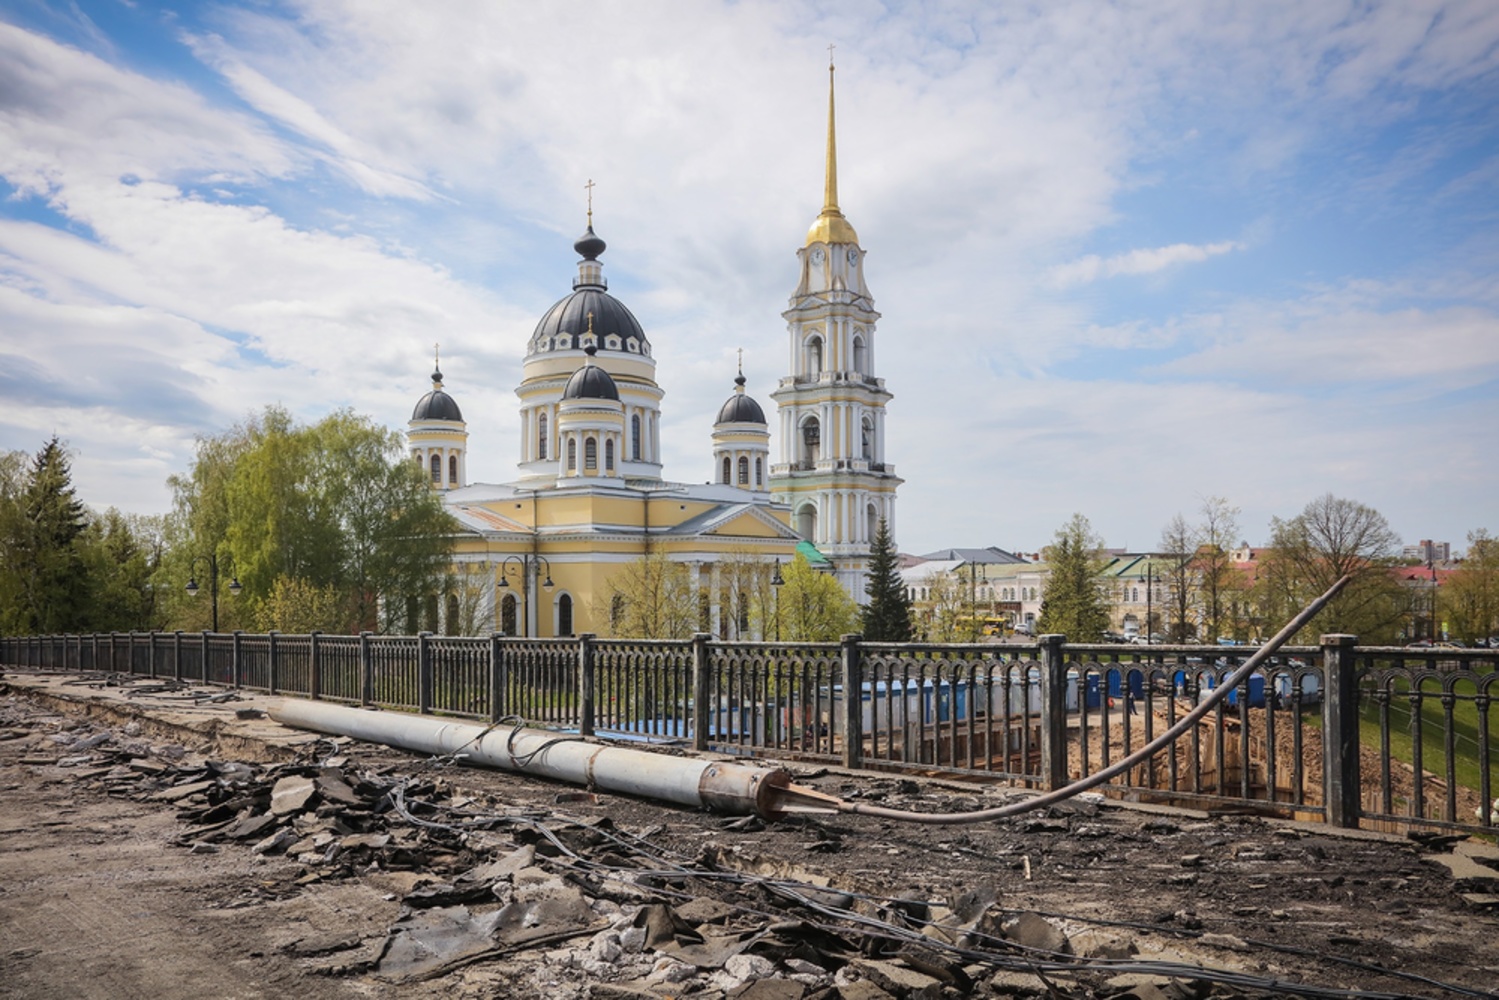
<box><xmin>268</xmin><ymin>699</ymin><xmax>795</xmax><ymax>819</ymax></box>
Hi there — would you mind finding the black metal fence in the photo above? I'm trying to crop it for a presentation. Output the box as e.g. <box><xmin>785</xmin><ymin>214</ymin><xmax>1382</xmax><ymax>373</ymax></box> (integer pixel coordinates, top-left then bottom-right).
<box><xmin>3</xmin><ymin>630</ymin><xmax>1494</xmax><ymax>834</ymax></box>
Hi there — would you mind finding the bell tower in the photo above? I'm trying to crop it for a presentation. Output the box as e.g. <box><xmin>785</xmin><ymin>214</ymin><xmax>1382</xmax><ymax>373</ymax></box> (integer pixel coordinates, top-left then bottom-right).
<box><xmin>769</xmin><ymin>55</ymin><xmax>901</xmax><ymax>601</ymax></box>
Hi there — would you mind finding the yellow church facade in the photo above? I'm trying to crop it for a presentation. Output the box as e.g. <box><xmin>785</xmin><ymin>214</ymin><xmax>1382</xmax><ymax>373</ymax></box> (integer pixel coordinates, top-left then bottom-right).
<box><xmin>409</xmin><ymin>61</ymin><xmax>897</xmax><ymax>638</ymax></box>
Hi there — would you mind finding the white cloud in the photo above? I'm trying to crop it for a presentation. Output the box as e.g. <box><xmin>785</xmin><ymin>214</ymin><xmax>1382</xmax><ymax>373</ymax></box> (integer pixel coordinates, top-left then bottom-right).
<box><xmin>1048</xmin><ymin>241</ymin><xmax>1244</xmax><ymax>289</ymax></box>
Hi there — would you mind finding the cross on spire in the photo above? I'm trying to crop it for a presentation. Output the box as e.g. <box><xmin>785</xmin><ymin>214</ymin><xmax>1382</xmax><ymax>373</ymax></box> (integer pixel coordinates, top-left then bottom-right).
<box><xmin>585</xmin><ymin>178</ymin><xmax>596</xmax><ymax>226</ymax></box>
<box><xmin>827</xmin><ymin>42</ymin><xmax>835</xmax><ymax>69</ymax></box>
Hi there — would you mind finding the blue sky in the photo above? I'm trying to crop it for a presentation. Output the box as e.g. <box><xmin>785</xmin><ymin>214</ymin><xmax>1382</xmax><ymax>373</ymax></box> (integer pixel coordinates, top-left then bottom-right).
<box><xmin>1</xmin><ymin>0</ymin><xmax>1495</xmax><ymax>555</ymax></box>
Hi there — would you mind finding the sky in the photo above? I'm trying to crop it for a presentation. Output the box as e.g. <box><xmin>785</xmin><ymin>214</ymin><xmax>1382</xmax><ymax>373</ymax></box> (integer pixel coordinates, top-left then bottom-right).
<box><xmin>1</xmin><ymin>1</ymin><xmax>1496</xmax><ymax>557</ymax></box>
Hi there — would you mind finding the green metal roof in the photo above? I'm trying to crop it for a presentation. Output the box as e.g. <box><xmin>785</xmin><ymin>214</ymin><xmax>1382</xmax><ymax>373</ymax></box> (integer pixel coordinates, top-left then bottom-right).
<box><xmin>796</xmin><ymin>540</ymin><xmax>833</xmax><ymax>567</ymax></box>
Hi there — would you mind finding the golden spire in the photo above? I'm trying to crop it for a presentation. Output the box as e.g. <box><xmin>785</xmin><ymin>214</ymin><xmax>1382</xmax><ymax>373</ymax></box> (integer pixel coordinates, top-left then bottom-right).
<box><xmin>806</xmin><ymin>47</ymin><xmax>858</xmax><ymax>248</ymax></box>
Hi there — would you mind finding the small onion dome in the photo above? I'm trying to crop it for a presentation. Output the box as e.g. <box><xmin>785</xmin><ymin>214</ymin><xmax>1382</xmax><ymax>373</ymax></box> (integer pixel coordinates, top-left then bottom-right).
<box><xmin>574</xmin><ymin>225</ymin><xmax>606</xmax><ymax>261</ymax></box>
<box><xmin>412</xmin><ymin>368</ymin><xmax>463</xmax><ymax>421</ymax></box>
<box><xmin>716</xmin><ymin>371</ymin><xmax>765</xmax><ymax>424</ymax></box>
<box><xmin>562</xmin><ymin>345</ymin><xmax>620</xmax><ymax>401</ymax></box>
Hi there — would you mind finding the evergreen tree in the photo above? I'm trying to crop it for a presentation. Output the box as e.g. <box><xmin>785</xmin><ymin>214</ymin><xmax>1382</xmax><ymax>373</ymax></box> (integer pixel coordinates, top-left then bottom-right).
<box><xmin>4</xmin><ymin>438</ymin><xmax>92</xmax><ymax>633</ymax></box>
<box><xmin>862</xmin><ymin>518</ymin><xmax>913</xmax><ymax>641</ymax></box>
<box><xmin>1037</xmin><ymin>512</ymin><xmax>1110</xmax><ymax>641</ymax></box>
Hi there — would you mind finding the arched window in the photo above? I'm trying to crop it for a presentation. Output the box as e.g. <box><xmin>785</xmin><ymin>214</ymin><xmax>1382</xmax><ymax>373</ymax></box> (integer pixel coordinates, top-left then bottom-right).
<box><xmin>754</xmin><ymin>457</ymin><xmax>763</xmax><ymax>487</ymax></box>
<box><xmin>722</xmin><ymin>456</ymin><xmax>732</xmax><ymax>484</ymax></box>
<box><xmin>500</xmin><ymin>594</ymin><xmax>518</xmax><ymax>636</ymax></box>
<box><xmin>566</xmin><ymin>438</ymin><xmax>576</xmax><ymax>472</ymax></box>
<box><xmin>796</xmin><ymin>503</ymin><xmax>818</xmax><ymax>542</ymax></box>
<box><xmin>631</xmin><ymin>414</ymin><xmax>641</xmax><ymax>461</ymax></box>
<box><xmin>557</xmin><ymin>594</ymin><xmax>574</xmax><ymax>637</ymax></box>
<box><xmin>448</xmin><ymin>454</ymin><xmax>458</xmax><ymax>486</ymax></box>
<box><xmin>801</xmin><ymin>417</ymin><xmax>820</xmax><ymax>466</ymax></box>
<box><xmin>866</xmin><ymin>504</ymin><xmax>878</xmax><ymax>543</ymax></box>
<box><xmin>737</xmin><ymin>456</ymin><xmax>749</xmax><ymax>485</ymax></box>
<box><xmin>806</xmin><ymin>335</ymin><xmax>823</xmax><ymax>376</ymax></box>
<box><xmin>423</xmin><ymin>594</ymin><xmax>439</xmax><ymax>633</ymax></box>
<box><xmin>585</xmin><ymin>437</ymin><xmax>597</xmax><ymax>471</ymax></box>
<box><xmin>445</xmin><ymin>593</ymin><xmax>460</xmax><ymax>635</ymax></box>
<box><xmin>429</xmin><ymin>455</ymin><xmax>441</xmax><ymax>483</ymax></box>
<box><xmin>538</xmin><ymin>413</ymin><xmax>548</xmax><ymax>460</ymax></box>
<box><xmin>861</xmin><ymin>418</ymin><xmax>873</xmax><ymax>460</ymax></box>
<box><xmin>853</xmin><ymin>335</ymin><xmax>867</xmax><ymax>375</ymax></box>
<box><xmin>605</xmin><ymin>439</ymin><xmax>614</xmax><ymax>472</ymax></box>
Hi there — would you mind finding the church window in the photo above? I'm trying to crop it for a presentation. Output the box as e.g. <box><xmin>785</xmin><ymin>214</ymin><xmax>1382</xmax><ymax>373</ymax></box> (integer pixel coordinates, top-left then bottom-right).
<box><xmin>605</xmin><ymin>438</ymin><xmax>615</xmax><ymax>472</ymax></box>
<box><xmin>698</xmin><ymin>589</ymin><xmax>712</xmax><ymax>633</ymax></box>
<box><xmin>449</xmin><ymin>455</ymin><xmax>458</xmax><ymax>486</ymax></box>
<box><xmin>795</xmin><ymin>503</ymin><xmax>818</xmax><ymax>542</ymax></box>
<box><xmin>423</xmin><ymin>594</ymin><xmax>439</xmax><ymax>634</ymax></box>
<box><xmin>722</xmin><ymin>456</ymin><xmax>731</xmax><ymax>484</ymax></box>
<box><xmin>861</xmin><ymin>418</ymin><xmax>873</xmax><ymax>460</ymax></box>
<box><xmin>429</xmin><ymin>455</ymin><xmax>441</xmax><ymax>483</ymax></box>
<box><xmin>737</xmin><ymin>595</ymin><xmax>749</xmax><ymax>636</ymax></box>
<box><xmin>853</xmin><ymin>334</ymin><xmax>867</xmax><ymax>375</ymax></box>
<box><xmin>801</xmin><ymin>418</ymin><xmax>820</xmax><ymax>466</ymax></box>
<box><xmin>755</xmin><ymin>457</ymin><xmax>763</xmax><ymax>487</ymax></box>
<box><xmin>805</xmin><ymin>335</ymin><xmax>823</xmax><ymax>376</ymax></box>
<box><xmin>631</xmin><ymin>415</ymin><xmax>641</xmax><ymax>461</ymax></box>
<box><xmin>626</xmin><ymin>337</ymin><xmax>637</xmax><ymax>353</ymax></box>
<box><xmin>606</xmin><ymin>335</ymin><xmax>620</xmax><ymax>350</ymax></box>
<box><xmin>567</xmin><ymin>439</ymin><xmax>576</xmax><ymax>472</ymax></box>
<box><xmin>738</xmin><ymin>456</ymin><xmax>749</xmax><ymax>485</ymax></box>
<box><xmin>866</xmin><ymin>503</ymin><xmax>877</xmax><ymax>542</ymax></box>
<box><xmin>585</xmin><ymin>437</ymin><xmax>597</xmax><ymax>471</ymax></box>
<box><xmin>500</xmin><ymin>594</ymin><xmax>518</xmax><ymax>636</ymax></box>
<box><xmin>557</xmin><ymin>335</ymin><xmax>572</xmax><ymax>349</ymax></box>
<box><xmin>445</xmin><ymin>593</ymin><xmax>460</xmax><ymax>635</ymax></box>
<box><xmin>557</xmin><ymin>594</ymin><xmax>574</xmax><ymax>637</ymax></box>
<box><xmin>538</xmin><ymin>413</ymin><xmax>548</xmax><ymax>460</ymax></box>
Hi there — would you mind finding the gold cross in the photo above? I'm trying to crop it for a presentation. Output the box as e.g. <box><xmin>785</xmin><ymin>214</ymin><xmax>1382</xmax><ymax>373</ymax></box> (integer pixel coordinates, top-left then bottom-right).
<box><xmin>827</xmin><ymin>42</ymin><xmax>835</xmax><ymax>69</ymax></box>
<box><xmin>434</xmin><ymin>342</ymin><xmax>440</xmax><ymax>368</ymax></box>
<box><xmin>585</xmin><ymin>178</ymin><xmax>595</xmax><ymax>225</ymax></box>
<box><xmin>587</xmin><ymin>311</ymin><xmax>595</xmax><ymax>336</ymax></box>
<box><xmin>737</xmin><ymin>347</ymin><xmax>743</xmax><ymax>372</ymax></box>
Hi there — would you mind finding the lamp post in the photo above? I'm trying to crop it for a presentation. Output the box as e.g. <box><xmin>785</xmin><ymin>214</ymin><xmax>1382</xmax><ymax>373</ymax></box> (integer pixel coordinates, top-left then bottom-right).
<box><xmin>966</xmin><ymin>563</ymin><xmax>982</xmax><ymax>642</ymax></box>
<box><xmin>1145</xmin><ymin>563</ymin><xmax>1154</xmax><ymax>643</ymax></box>
<box><xmin>185</xmin><ymin>554</ymin><xmax>241</xmax><ymax>633</ymax></box>
<box><xmin>496</xmin><ymin>555</ymin><xmax>554</xmax><ymax>637</ymax></box>
<box><xmin>770</xmin><ymin>559</ymin><xmax>784</xmax><ymax>642</ymax></box>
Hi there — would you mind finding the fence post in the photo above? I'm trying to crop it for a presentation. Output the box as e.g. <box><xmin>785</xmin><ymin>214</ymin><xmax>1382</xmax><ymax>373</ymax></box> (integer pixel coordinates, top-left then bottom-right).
<box><xmin>200</xmin><ymin>632</ymin><xmax>210</xmax><ymax>685</ymax></box>
<box><xmin>232</xmin><ymin>631</ymin><xmax>243</xmax><ymax>689</ymax></box>
<box><xmin>148</xmin><ymin>631</ymin><xmax>158</xmax><ymax>679</ymax></box>
<box><xmin>692</xmin><ymin>633</ymin><xmax>712</xmax><ymax>752</ymax></box>
<box><xmin>173</xmin><ymin>631</ymin><xmax>183</xmax><ymax>683</ymax></box>
<box><xmin>360</xmin><ymin>632</ymin><xmax>374</xmax><ymax>706</ymax></box>
<box><xmin>309</xmin><ymin>631</ymin><xmax>322</xmax><ymax>700</ymax></box>
<box><xmin>92</xmin><ymin>633</ymin><xmax>100</xmax><ymax>673</ymax></box>
<box><xmin>267</xmin><ymin>631</ymin><xmax>279</xmax><ymax>695</ymax></box>
<box><xmin>578</xmin><ymin>633</ymin><xmax>596</xmax><ymax>737</ymax></box>
<box><xmin>1321</xmin><ymin>634</ymin><xmax>1361</xmax><ymax>829</ymax></box>
<box><xmin>418</xmin><ymin>632</ymin><xmax>433</xmax><ymax>714</ymax></box>
<box><xmin>841</xmin><ymin>634</ymin><xmax>863</xmax><ymax>771</ymax></box>
<box><xmin>1038</xmin><ymin>634</ymin><xmax>1070</xmax><ymax>791</ymax></box>
<box><xmin>489</xmin><ymin>633</ymin><xmax>504</xmax><ymax>722</ymax></box>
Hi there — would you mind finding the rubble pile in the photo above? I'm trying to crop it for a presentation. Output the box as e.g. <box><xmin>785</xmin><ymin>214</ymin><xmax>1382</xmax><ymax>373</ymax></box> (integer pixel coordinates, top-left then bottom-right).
<box><xmin>3</xmin><ymin>689</ymin><xmax>1496</xmax><ymax>1000</ymax></box>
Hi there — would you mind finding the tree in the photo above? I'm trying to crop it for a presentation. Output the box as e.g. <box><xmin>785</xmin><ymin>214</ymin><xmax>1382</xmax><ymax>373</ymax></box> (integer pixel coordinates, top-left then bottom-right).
<box><xmin>79</xmin><ymin>509</ymin><xmax>166</xmax><ymax>632</ymax></box>
<box><xmin>1443</xmin><ymin>530</ymin><xmax>1499</xmax><ymax>643</ymax></box>
<box><xmin>171</xmin><ymin>406</ymin><xmax>454</xmax><ymax>634</ymax></box>
<box><xmin>2</xmin><ymin>438</ymin><xmax>91</xmax><ymax>633</ymax></box>
<box><xmin>916</xmin><ymin>569</ymin><xmax>965</xmax><ymax>642</ymax></box>
<box><xmin>862</xmin><ymin>519</ymin><xmax>914</xmax><ymax>641</ymax></box>
<box><xmin>1158</xmin><ymin>513</ymin><xmax>1198</xmax><ymax>642</ymax></box>
<box><xmin>1037</xmin><ymin>513</ymin><xmax>1110</xmax><ymax>641</ymax></box>
<box><xmin>595</xmin><ymin>551</ymin><xmax>699</xmax><ymax>639</ymax></box>
<box><xmin>1260</xmin><ymin>494</ymin><xmax>1408</xmax><ymax>644</ymax></box>
<box><xmin>777</xmin><ymin>553</ymin><xmax>860</xmax><ymax>642</ymax></box>
<box><xmin>1195</xmin><ymin>496</ymin><xmax>1241</xmax><ymax>642</ymax></box>
<box><xmin>254</xmin><ymin>575</ymin><xmax>347</xmax><ymax>634</ymax></box>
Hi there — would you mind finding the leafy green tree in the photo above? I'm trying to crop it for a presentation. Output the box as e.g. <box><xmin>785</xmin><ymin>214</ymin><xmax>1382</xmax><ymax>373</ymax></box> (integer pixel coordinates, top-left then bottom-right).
<box><xmin>777</xmin><ymin>553</ymin><xmax>860</xmax><ymax>642</ymax></box>
<box><xmin>79</xmin><ymin>509</ymin><xmax>166</xmax><ymax>631</ymax></box>
<box><xmin>1037</xmin><ymin>513</ymin><xmax>1110</xmax><ymax>641</ymax></box>
<box><xmin>254</xmin><ymin>575</ymin><xmax>347</xmax><ymax>634</ymax></box>
<box><xmin>1259</xmin><ymin>493</ymin><xmax>1408</xmax><ymax>644</ymax></box>
<box><xmin>862</xmin><ymin>518</ymin><xmax>914</xmax><ymax>642</ymax></box>
<box><xmin>595</xmin><ymin>550</ymin><xmax>699</xmax><ymax>638</ymax></box>
<box><xmin>1443</xmin><ymin>530</ymin><xmax>1499</xmax><ymax>643</ymax></box>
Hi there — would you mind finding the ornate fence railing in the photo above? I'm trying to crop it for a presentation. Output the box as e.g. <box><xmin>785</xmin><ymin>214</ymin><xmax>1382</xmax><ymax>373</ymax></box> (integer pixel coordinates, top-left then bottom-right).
<box><xmin>2</xmin><ymin>630</ymin><xmax>1494</xmax><ymax>834</ymax></box>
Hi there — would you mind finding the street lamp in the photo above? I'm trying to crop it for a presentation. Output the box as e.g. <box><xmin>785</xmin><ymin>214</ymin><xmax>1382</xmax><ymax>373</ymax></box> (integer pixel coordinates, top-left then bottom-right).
<box><xmin>965</xmin><ymin>563</ymin><xmax>982</xmax><ymax>642</ymax></box>
<box><xmin>185</xmin><ymin>554</ymin><xmax>241</xmax><ymax>633</ymax></box>
<box><xmin>496</xmin><ymin>554</ymin><xmax>554</xmax><ymax>637</ymax></box>
<box><xmin>770</xmin><ymin>559</ymin><xmax>784</xmax><ymax>642</ymax></box>
<box><xmin>1145</xmin><ymin>563</ymin><xmax>1154</xmax><ymax>643</ymax></box>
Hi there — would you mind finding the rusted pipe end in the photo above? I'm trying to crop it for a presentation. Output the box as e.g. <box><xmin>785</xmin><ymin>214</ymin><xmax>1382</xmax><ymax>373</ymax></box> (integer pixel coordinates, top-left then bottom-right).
<box><xmin>698</xmin><ymin>763</ymin><xmax>794</xmax><ymax>819</ymax></box>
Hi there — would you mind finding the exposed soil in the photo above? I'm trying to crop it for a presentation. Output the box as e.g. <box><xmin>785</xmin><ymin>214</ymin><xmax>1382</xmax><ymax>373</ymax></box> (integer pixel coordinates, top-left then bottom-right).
<box><xmin>2</xmin><ymin>669</ymin><xmax>1496</xmax><ymax>1000</ymax></box>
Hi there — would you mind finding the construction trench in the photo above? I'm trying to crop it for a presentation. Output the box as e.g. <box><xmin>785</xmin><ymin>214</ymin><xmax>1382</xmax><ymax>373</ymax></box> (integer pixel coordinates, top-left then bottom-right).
<box><xmin>2</xmin><ymin>586</ymin><xmax>1497</xmax><ymax>999</ymax></box>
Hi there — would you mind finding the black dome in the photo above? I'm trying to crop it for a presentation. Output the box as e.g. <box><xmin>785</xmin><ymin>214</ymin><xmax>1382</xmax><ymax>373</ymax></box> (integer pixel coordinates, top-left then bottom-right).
<box><xmin>574</xmin><ymin>225</ymin><xmax>606</xmax><ymax>261</ymax></box>
<box><xmin>716</xmin><ymin>372</ymin><xmax>765</xmax><ymax>424</ymax></box>
<box><xmin>412</xmin><ymin>369</ymin><xmax>463</xmax><ymax>421</ymax></box>
<box><xmin>563</xmin><ymin>349</ymin><xmax>620</xmax><ymax>401</ymax></box>
<box><xmin>530</xmin><ymin>288</ymin><xmax>649</xmax><ymax>355</ymax></box>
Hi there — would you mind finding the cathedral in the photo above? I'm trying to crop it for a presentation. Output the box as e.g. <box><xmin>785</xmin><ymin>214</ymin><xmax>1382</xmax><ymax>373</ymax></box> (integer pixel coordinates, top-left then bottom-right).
<box><xmin>410</xmin><ymin>62</ymin><xmax>899</xmax><ymax>637</ymax></box>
